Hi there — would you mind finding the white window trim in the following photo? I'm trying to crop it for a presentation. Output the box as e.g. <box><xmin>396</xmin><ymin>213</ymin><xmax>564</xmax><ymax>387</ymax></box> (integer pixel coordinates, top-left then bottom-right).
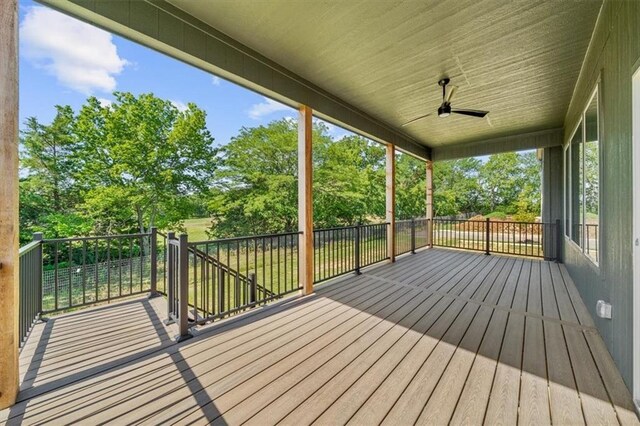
<box><xmin>563</xmin><ymin>83</ymin><xmax>600</xmax><ymax>267</ymax></box>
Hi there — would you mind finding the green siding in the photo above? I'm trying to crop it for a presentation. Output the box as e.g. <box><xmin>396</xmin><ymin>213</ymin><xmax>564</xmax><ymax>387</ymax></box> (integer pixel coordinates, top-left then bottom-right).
<box><xmin>562</xmin><ymin>0</ymin><xmax>640</xmax><ymax>391</ymax></box>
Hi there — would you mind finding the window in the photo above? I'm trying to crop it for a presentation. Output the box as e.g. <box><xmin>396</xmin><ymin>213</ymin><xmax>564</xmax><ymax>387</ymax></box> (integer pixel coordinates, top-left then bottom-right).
<box><xmin>564</xmin><ymin>87</ymin><xmax>600</xmax><ymax>264</ymax></box>
<box><xmin>571</xmin><ymin>121</ymin><xmax>584</xmax><ymax>247</ymax></box>
<box><xmin>584</xmin><ymin>91</ymin><xmax>599</xmax><ymax>263</ymax></box>
<box><xmin>564</xmin><ymin>145</ymin><xmax>570</xmax><ymax>238</ymax></box>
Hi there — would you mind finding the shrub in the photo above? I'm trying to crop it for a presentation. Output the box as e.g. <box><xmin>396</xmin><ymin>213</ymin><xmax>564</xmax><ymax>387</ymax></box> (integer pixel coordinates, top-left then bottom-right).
<box><xmin>485</xmin><ymin>211</ymin><xmax>507</xmax><ymax>220</ymax></box>
<box><xmin>513</xmin><ymin>211</ymin><xmax>537</xmax><ymax>223</ymax></box>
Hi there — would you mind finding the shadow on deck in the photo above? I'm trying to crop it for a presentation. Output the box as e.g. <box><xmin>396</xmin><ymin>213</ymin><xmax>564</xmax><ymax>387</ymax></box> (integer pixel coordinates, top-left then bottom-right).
<box><xmin>1</xmin><ymin>248</ymin><xmax>638</xmax><ymax>425</ymax></box>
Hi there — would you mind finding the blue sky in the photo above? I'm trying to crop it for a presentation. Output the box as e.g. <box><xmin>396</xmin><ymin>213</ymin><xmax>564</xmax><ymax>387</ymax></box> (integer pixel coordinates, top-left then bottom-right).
<box><xmin>18</xmin><ymin>0</ymin><xmax>350</xmax><ymax>147</ymax></box>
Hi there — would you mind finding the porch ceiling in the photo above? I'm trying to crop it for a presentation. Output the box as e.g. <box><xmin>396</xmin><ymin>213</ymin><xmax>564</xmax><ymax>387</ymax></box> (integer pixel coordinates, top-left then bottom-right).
<box><xmin>168</xmin><ymin>0</ymin><xmax>601</xmax><ymax>149</ymax></box>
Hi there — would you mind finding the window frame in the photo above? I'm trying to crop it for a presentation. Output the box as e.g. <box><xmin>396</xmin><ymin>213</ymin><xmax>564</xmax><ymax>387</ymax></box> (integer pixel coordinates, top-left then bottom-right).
<box><xmin>563</xmin><ymin>83</ymin><xmax>601</xmax><ymax>266</ymax></box>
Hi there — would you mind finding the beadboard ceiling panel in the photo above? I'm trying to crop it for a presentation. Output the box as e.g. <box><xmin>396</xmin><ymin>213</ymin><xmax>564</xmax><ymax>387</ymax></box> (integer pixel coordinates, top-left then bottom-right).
<box><xmin>167</xmin><ymin>0</ymin><xmax>601</xmax><ymax>149</ymax></box>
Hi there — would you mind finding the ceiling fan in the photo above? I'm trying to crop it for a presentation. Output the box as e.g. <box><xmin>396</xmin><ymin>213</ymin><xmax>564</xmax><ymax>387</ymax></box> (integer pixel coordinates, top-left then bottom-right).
<box><xmin>402</xmin><ymin>78</ymin><xmax>489</xmax><ymax>126</ymax></box>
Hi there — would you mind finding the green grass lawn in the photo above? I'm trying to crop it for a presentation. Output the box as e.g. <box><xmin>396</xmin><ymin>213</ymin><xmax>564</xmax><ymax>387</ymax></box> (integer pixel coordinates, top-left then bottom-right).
<box><xmin>182</xmin><ymin>217</ymin><xmax>213</xmax><ymax>242</ymax></box>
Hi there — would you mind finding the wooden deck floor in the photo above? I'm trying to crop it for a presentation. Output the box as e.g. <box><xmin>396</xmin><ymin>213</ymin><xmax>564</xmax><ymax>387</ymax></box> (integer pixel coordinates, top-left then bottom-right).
<box><xmin>2</xmin><ymin>248</ymin><xmax>638</xmax><ymax>425</ymax></box>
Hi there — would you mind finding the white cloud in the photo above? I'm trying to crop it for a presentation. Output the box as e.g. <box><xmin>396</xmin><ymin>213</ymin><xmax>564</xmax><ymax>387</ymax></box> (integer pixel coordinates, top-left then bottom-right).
<box><xmin>313</xmin><ymin>117</ymin><xmax>352</xmax><ymax>140</ymax></box>
<box><xmin>211</xmin><ymin>76</ymin><xmax>221</xmax><ymax>86</ymax></box>
<box><xmin>248</xmin><ymin>97</ymin><xmax>290</xmax><ymax>119</ymax></box>
<box><xmin>97</xmin><ymin>98</ymin><xmax>112</xmax><ymax>108</ymax></box>
<box><xmin>20</xmin><ymin>6</ymin><xmax>128</xmax><ymax>95</ymax></box>
<box><xmin>171</xmin><ymin>100</ymin><xmax>189</xmax><ymax>112</ymax></box>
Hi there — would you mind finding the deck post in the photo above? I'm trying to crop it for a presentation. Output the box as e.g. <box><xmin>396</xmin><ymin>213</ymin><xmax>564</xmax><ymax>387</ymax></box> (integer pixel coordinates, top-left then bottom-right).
<box><xmin>33</xmin><ymin>233</ymin><xmax>43</xmax><ymax>316</ymax></box>
<box><xmin>0</xmin><ymin>0</ymin><xmax>19</xmax><ymax>410</ymax></box>
<box><xmin>218</xmin><ymin>266</ymin><xmax>225</xmax><ymax>315</ymax></box>
<box><xmin>249</xmin><ymin>272</ymin><xmax>257</xmax><ymax>305</ymax></box>
<box><xmin>485</xmin><ymin>218</ymin><xmax>491</xmax><ymax>255</ymax></box>
<box><xmin>176</xmin><ymin>233</ymin><xmax>192</xmax><ymax>342</ymax></box>
<box><xmin>298</xmin><ymin>105</ymin><xmax>314</xmax><ymax>295</ymax></box>
<box><xmin>386</xmin><ymin>144</ymin><xmax>396</xmax><ymax>262</ymax></box>
<box><xmin>426</xmin><ymin>160</ymin><xmax>433</xmax><ymax>247</ymax></box>
<box><xmin>149</xmin><ymin>227</ymin><xmax>159</xmax><ymax>297</ymax></box>
<box><xmin>411</xmin><ymin>219</ymin><xmax>416</xmax><ymax>254</ymax></box>
<box><xmin>354</xmin><ymin>224</ymin><xmax>361</xmax><ymax>275</ymax></box>
<box><xmin>164</xmin><ymin>231</ymin><xmax>176</xmax><ymax>325</ymax></box>
<box><xmin>555</xmin><ymin>219</ymin><xmax>563</xmax><ymax>262</ymax></box>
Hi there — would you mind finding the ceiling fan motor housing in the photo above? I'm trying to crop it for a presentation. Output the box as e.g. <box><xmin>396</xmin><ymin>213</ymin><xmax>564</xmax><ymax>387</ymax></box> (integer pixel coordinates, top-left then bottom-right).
<box><xmin>438</xmin><ymin>103</ymin><xmax>451</xmax><ymax>118</ymax></box>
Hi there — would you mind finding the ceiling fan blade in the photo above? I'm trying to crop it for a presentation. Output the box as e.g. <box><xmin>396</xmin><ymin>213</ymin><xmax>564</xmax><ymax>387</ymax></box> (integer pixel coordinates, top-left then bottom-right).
<box><xmin>445</xmin><ymin>85</ymin><xmax>458</xmax><ymax>103</ymax></box>
<box><xmin>401</xmin><ymin>113</ymin><xmax>433</xmax><ymax>126</ymax></box>
<box><xmin>451</xmin><ymin>108</ymin><xmax>489</xmax><ymax>118</ymax></box>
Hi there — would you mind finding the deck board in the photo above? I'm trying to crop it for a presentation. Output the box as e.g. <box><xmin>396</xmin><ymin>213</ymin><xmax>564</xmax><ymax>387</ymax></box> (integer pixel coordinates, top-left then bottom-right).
<box><xmin>2</xmin><ymin>248</ymin><xmax>637</xmax><ymax>426</ymax></box>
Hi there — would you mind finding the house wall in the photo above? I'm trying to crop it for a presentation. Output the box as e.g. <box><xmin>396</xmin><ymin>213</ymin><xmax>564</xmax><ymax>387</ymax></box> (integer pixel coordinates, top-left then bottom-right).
<box><xmin>562</xmin><ymin>0</ymin><xmax>640</xmax><ymax>391</ymax></box>
<box><xmin>541</xmin><ymin>146</ymin><xmax>564</xmax><ymax>260</ymax></box>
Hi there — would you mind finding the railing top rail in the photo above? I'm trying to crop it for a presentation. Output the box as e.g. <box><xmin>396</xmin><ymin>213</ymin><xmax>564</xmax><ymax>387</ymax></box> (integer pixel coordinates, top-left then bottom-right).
<box><xmin>19</xmin><ymin>240</ymin><xmax>41</xmax><ymax>256</ymax></box>
<box><xmin>487</xmin><ymin>221</ymin><xmax>549</xmax><ymax>225</ymax></box>
<box><xmin>188</xmin><ymin>245</ymin><xmax>249</xmax><ymax>280</ymax></box>
<box><xmin>188</xmin><ymin>230</ymin><xmax>302</xmax><ymax>246</ymax></box>
<box><xmin>43</xmin><ymin>232</ymin><xmax>151</xmax><ymax>243</ymax></box>
<box><xmin>395</xmin><ymin>218</ymin><xmax>427</xmax><ymax>223</ymax></box>
<box><xmin>432</xmin><ymin>218</ymin><xmax>552</xmax><ymax>225</ymax></box>
<box><xmin>360</xmin><ymin>222</ymin><xmax>390</xmax><ymax>227</ymax></box>
<box><xmin>314</xmin><ymin>225</ymin><xmax>358</xmax><ymax>232</ymax></box>
<box><xmin>314</xmin><ymin>221</ymin><xmax>395</xmax><ymax>233</ymax></box>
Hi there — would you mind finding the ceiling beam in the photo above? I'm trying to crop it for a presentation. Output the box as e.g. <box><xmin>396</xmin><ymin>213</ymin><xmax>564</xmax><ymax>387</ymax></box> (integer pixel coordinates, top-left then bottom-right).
<box><xmin>37</xmin><ymin>0</ymin><xmax>430</xmax><ymax>160</ymax></box>
<box><xmin>431</xmin><ymin>128</ymin><xmax>563</xmax><ymax>161</ymax></box>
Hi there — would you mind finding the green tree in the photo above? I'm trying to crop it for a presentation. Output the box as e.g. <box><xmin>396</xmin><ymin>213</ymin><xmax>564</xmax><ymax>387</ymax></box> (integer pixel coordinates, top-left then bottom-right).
<box><xmin>73</xmin><ymin>92</ymin><xmax>218</xmax><ymax>235</ymax></box>
<box><xmin>314</xmin><ymin>134</ymin><xmax>385</xmax><ymax>226</ymax></box>
<box><xmin>207</xmin><ymin>119</ymin><xmax>389</xmax><ymax>238</ymax></box>
<box><xmin>395</xmin><ymin>153</ymin><xmax>426</xmax><ymax>219</ymax></box>
<box><xmin>432</xmin><ymin>157</ymin><xmax>482</xmax><ymax>216</ymax></box>
<box><xmin>21</xmin><ymin>105</ymin><xmax>77</xmax><ymax>211</ymax></box>
<box><xmin>208</xmin><ymin>118</ymin><xmax>300</xmax><ymax>237</ymax></box>
<box><xmin>584</xmin><ymin>141</ymin><xmax>599</xmax><ymax>216</ymax></box>
<box><xmin>516</xmin><ymin>151</ymin><xmax>542</xmax><ymax>216</ymax></box>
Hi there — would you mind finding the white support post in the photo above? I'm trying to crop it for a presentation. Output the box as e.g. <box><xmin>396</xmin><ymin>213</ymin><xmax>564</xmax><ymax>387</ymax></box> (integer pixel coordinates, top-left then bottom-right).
<box><xmin>298</xmin><ymin>105</ymin><xmax>314</xmax><ymax>295</ymax></box>
<box><xmin>0</xmin><ymin>0</ymin><xmax>19</xmax><ymax>410</ymax></box>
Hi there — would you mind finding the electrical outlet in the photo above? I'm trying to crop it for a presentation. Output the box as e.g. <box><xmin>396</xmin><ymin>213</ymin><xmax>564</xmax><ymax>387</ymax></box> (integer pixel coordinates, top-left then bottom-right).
<box><xmin>596</xmin><ymin>300</ymin><xmax>612</xmax><ymax>319</ymax></box>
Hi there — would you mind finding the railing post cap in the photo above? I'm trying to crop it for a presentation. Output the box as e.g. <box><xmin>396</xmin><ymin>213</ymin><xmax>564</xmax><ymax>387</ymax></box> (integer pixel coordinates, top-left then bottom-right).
<box><xmin>33</xmin><ymin>232</ymin><xmax>43</xmax><ymax>241</ymax></box>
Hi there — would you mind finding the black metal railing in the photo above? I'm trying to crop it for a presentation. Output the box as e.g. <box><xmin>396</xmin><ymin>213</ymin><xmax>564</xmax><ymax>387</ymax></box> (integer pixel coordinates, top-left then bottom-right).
<box><xmin>40</xmin><ymin>232</ymin><xmax>155</xmax><ymax>313</ymax></box>
<box><xmin>313</xmin><ymin>222</ymin><xmax>389</xmax><ymax>282</ymax></box>
<box><xmin>182</xmin><ymin>231</ymin><xmax>300</xmax><ymax>325</ymax></box>
<box><xmin>313</xmin><ymin>226</ymin><xmax>357</xmax><ymax>283</ymax></box>
<box><xmin>165</xmin><ymin>233</ymin><xmax>191</xmax><ymax>340</ymax></box>
<box><xmin>359</xmin><ymin>223</ymin><xmax>389</xmax><ymax>268</ymax></box>
<box><xmin>432</xmin><ymin>218</ymin><xmax>559</xmax><ymax>259</ymax></box>
<box><xmin>585</xmin><ymin>224</ymin><xmax>599</xmax><ymax>263</ymax></box>
<box><xmin>157</xmin><ymin>230</ymin><xmax>169</xmax><ymax>295</ymax></box>
<box><xmin>18</xmin><ymin>234</ymin><xmax>43</xmax><ymax>348</ymax></box>
<box><xmin>394</xmin><ymin>218</ymin><xmax>430</xmax><ymax>256</ymax></box>
<box><xmin>16</xmin><ymin>216</ymin><xmax>564</xmax><ymax>346</ymax></box>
